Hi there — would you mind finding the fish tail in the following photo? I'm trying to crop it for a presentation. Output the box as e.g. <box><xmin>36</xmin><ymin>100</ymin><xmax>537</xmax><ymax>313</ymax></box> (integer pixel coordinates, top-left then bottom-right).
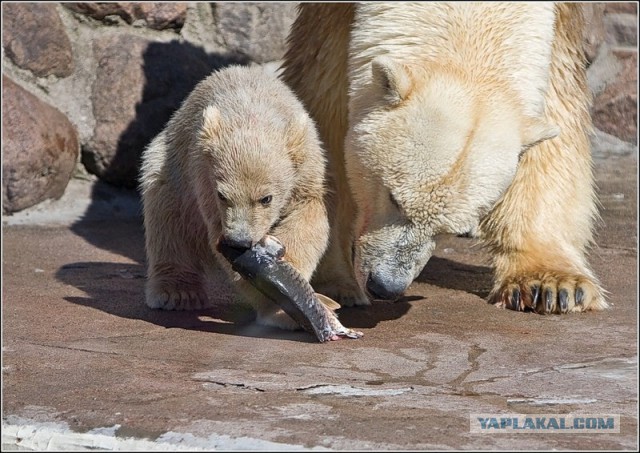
<box><xmin>314</xmin><ymin>293</ymin><xmax>341</xmax><ymax>311</ymax></box>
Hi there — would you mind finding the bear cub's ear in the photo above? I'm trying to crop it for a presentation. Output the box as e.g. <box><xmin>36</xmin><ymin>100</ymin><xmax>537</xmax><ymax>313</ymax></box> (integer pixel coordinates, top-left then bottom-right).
<box><xmin>286</xmin><ymin>113</ymin><xmax>311</xmax><ymax>168</ymax></box>
<box><xmin>521</xmin><ymin>116</ymin><xmax>560</xmax><ymax>150</ymax></box>
<box><xmin>371</xmin><ymin>56</ymin><xmax>413</xmax><ymax>105</ymax></box>
<box><xmin>200</xmin><ymin>105</ymin><xmax>221</xmax><ymax>142</ymax></box>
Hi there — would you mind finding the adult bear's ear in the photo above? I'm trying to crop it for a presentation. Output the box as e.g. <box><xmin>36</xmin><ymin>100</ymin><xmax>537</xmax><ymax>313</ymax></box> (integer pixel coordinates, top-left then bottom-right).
<box><xmin>199</xmin><ymin>105</ymin><xmax>220</xmax><ymax>142</ymax></box>
<box><xmin>521</xmin><ymin>116</ymin><xmax>560</xmax><ymax>150</ymax></box>
<box><xmin>371</xmin><ymin>56</ymin><xmax>413</xmax><ymax>105</ymax></box>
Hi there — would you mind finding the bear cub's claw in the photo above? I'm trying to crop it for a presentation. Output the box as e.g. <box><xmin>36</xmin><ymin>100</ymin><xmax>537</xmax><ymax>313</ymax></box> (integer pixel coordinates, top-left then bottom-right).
<box><xmin>146</xmin><ymin>287</ymin><xmax>210</xmax><ymax>311</ymax></box>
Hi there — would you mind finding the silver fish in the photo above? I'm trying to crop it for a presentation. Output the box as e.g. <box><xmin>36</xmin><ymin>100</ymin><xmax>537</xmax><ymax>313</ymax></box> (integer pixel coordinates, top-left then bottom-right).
<box><xmin>217</xmin><ymin>235</ymin><xmax>363</xmax><ymax>342</ymax></box>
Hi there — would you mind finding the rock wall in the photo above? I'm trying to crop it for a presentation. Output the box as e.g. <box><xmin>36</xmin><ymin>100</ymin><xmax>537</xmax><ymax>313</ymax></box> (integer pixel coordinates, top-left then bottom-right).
<box><xmin>2</xmin><ymin>2</ymin><xmax>297</xmax><ymax>213</ymax></box>
<box><xmin>2</xmin><ymin>2</ymin><xmax>637</xmax><ymax>213</ymax></box>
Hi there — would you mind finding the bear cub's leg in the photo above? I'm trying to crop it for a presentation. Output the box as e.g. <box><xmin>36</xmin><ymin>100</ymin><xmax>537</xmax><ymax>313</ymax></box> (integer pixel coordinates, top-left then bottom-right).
<box><xmin>143</xmin><ymin>184</ymin><xmax>211</xmax><ymax>311</ymax></box>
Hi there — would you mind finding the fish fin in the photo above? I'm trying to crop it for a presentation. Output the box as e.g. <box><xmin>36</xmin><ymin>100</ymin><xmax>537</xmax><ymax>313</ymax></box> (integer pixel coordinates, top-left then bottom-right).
<box><xmin>315</xmin><ymin>293</ymin><xmax>341</xmax><ymax>311</ymax></box>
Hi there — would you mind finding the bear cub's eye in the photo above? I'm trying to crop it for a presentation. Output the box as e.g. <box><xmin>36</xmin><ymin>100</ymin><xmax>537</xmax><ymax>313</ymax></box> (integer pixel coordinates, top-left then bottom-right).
<box><xmin>217</xmin><ymin>191</ymin><xmax>227</xmax><ymax>203</ymax></box>
<box><xmin>259</xmin><ymin>195</ymin><xmax>273</xmax><ymax>206</ymax></box>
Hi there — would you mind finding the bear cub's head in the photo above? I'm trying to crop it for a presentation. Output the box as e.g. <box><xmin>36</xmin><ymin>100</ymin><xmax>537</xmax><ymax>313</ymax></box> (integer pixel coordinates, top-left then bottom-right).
<box><xmin>195</xmin><ymin>104</ymin><xmax>302</xmax><ymax>251</ymax></box>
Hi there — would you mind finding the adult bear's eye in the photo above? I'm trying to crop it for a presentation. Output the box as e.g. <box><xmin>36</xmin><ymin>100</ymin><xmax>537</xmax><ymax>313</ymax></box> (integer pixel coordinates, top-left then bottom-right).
<box><xmin>217</xmin><ymin>191</ymin><xmax>227</xmax><ymax>202</ymax></box>
<box><xmin>259</xmin><ymin>195</ymin><xmax>273</xmax><ymax>206</ymax></box>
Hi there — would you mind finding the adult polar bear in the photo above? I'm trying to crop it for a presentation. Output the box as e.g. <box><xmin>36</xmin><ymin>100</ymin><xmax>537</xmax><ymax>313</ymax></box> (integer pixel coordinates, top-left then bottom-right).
<box><xmin>281</xmin><ymin>3</ymin><xmax>606</xmax><ymax>314</ymax></box>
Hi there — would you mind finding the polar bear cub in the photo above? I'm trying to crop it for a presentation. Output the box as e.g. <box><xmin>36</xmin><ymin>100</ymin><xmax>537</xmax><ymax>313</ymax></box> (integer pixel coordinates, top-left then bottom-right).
<box><xmin>139</xmin><ymin>65</ymin><xmax>329</xmax><ymax>329</ymax></box>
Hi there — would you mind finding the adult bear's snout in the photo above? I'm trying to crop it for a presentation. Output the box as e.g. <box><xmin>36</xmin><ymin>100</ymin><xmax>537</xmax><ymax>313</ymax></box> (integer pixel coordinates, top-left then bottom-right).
<box><xmin>366</xmin><ymin>271</ymin><xmax>409</xmax><ymax>301</ymax></box>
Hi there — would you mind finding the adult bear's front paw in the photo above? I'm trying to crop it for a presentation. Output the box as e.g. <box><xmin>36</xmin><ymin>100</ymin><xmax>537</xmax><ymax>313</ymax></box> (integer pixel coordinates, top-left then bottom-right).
<box><xmin>489</xmin><ymin>271</ymin><xmax>607</xmax><ymax>314</ymax></box>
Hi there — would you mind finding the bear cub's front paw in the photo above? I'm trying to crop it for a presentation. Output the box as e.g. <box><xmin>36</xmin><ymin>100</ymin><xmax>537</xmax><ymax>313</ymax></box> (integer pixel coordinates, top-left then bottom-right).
<box><xmin>145</xmin><ymin>283</ymin><xmax>210</xmax><ymax>311</ymax></box>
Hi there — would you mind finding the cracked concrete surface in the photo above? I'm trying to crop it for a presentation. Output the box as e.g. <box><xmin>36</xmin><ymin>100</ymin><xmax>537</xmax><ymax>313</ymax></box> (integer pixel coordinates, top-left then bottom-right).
<box><xmin>2</xmin><ymin>156</ymin><xmax>638</xmax><ymax>450</ymax></box>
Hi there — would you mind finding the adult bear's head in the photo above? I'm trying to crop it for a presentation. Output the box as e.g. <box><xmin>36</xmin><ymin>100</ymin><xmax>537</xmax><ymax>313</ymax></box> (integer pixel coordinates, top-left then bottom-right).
<box><xmin>345</xmin><ymin>56</ymin><xmax>559</xmax><ymax>300</ymax></box>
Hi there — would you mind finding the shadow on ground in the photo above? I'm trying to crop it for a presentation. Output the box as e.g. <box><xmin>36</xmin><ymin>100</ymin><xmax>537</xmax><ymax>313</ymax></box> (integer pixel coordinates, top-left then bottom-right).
<box><xmin>56</xmin><ymin>217</ymin><xmax>415</xmax><ymax>341</ymax></box>
<box><xmin>60</xmin><ymin>224</ymin><xmax>491</xmax><ymax>342</ymax></box>
<box><xmin>416</xmin><ymin>255</ymin><xmax>493</xmax><ymax>300</ymax></box>
<box><xmin>56</xmin><ymin>257</ymin><xmax>417</xmax><ymax>342</ymax></box>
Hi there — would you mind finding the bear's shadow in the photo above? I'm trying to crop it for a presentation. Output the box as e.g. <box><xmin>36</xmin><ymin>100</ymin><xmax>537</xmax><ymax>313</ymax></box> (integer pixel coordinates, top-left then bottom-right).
<box><xmin>56</xmin><ymin>256</ymin><xmax>417</xmax><ymax>342</ymax></box>
<box><xmin>57</xmin><ymin>222</ymin><xmax>490</xmax><ymax>341</ymax></box>
<box><xmin>58</xmin><ymin>216</ymin><xmax>416</xmax><ymax>342</ymax></box>
<box><xmin>416</xmin><ymin>255</ymin><xmax>492</xmax><ymax>300</ymax></box>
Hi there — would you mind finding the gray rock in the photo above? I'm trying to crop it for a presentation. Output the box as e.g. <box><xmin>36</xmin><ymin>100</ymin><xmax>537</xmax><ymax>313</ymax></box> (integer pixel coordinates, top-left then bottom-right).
<box><xmin>84</xmin><ymin>34</ymin><xmax>246</xmax><ymax>188</ymax></box>
<box><xmin>137</xmin><ymin>3</ymin><xmax>187</xmax><ymax>30</ymax></box>
<box><xmin>3</xmin><ymin>178</ymin><xmax>142</xmax><ymax>227</ymax></box>
<box><xmin>604</xmin><ymin>13</ymin><xmax>638</xmax><ymax>47</ymax></box>
<box><xmin>215</xmin><ymin>3</ymin><xmax>298</xmax><ymax>63</ymax></box>
<box><xmin>2</xmin><ymin>76</ymin><xmax>79</xmax><ymax>213</ymax></box>
<box><xmin>592</xmin><ymin>51</ymin><xmax>637</xmax><ymax>144</ymax></box>
<box><xmin>604</xmin><ymin>2</ymin><xmax>638</xmax><ymax>15</ymax></box>
<box><xmin>180</xmin><ymin>3</ymin><xmax>229</xmax><ymax>55</ymax></box>
<box><xmin>587</xmin><ymin>43</ymin><xmax>623</xmax><ymax>97</ymax></box>
<box><xmin>591</xmin><ymin>128</ymin><xmax>637</xmax><ymax>159</ymax></box>
<box><xmin>63</xmin><ymin>3</ymin><xmax>129</xmax><ymax>20</ymax></box>
<box><xmin>1</xmin><ymin>3</ymin><xmax>73</xmax><ymax>78</ymax></box>
<box><xmin>64</xmin><ymin>2</ymin><xmax>187</xmax><ymax>30</ymax></box>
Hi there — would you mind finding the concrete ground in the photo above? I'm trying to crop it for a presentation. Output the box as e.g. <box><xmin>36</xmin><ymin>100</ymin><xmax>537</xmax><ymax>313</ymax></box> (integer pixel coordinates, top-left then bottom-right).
<box><xmin>2</xmin><ymin>155</ymin><xmax>638</xmax><ymax>451</ymax></box>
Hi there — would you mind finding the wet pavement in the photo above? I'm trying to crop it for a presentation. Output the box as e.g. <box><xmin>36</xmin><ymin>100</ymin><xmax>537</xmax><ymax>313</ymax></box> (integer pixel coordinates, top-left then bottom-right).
<box><xmin>2</xmin><ymin>155</ymin><xmax>637</xmax><ymax>450</ymax></box>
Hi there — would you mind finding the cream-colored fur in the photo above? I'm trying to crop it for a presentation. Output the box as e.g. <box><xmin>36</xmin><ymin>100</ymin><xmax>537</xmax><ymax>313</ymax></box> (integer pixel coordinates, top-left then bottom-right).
<box><xmin>281</xmin><ymin>3</ymin><xmax>606</xmax><ymax>314</ymax></box>
<box><xmin>140</xmin><ymin>65</ymin><xmax>330</xmax><ymax>329</ymax></box>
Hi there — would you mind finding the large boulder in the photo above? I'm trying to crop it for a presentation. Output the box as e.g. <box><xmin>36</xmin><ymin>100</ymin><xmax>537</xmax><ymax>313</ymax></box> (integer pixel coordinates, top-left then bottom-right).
<box><xmin>2</xmin><ymin>3</ymin><xmax>73</xmax><ymax>78</ymax></box>
<box><xmin>2</xmin><ymin>76</ymin><xmax>79</xmax><ymax>213</ymax></box>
